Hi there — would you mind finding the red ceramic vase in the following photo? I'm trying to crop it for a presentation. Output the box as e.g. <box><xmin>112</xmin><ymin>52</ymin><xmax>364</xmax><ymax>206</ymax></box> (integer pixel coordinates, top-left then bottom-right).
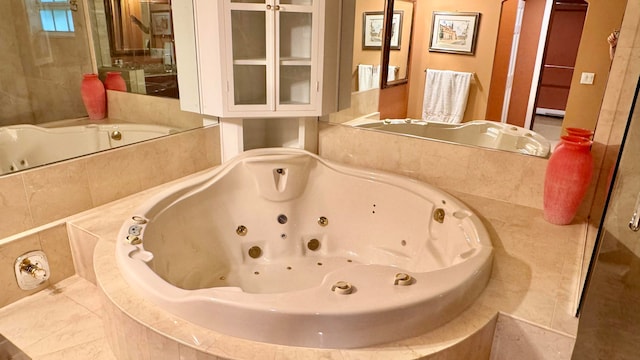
<box><xmin>104</xmin><ymin>71</ymin><xmax>127</xmax><ymax>92</ymax></box>
<box><xmin>553</xmin><ymin>127</ymin><xmax>594</xmax><ymax>153</ymax></box>
<box><xmin>81</xmin><ymin>74</ymin><xmax>106</xmax><ymax>120</ymax></box>
<box><xmin>566</xmin><ymin>127</ymin><xmax>594</xmax><ymax>140</ymax></box>
<box><xmin>543</xmin><ymin>135</ymin><xmax>593</xmax><ymax>225</ymax></box>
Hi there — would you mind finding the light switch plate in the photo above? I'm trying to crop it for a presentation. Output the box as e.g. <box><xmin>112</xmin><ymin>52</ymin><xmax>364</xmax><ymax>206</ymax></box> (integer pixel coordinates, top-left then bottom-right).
<box><xmin>580</xmin><ymin>72</ymin><xmax>595</xmax><ymax>85</ymax></box>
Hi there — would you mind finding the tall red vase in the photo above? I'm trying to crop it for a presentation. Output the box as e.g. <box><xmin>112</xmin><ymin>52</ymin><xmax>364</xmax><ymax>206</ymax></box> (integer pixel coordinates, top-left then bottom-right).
<box><xmin>81</xmin><ymin>74</ymin><xmax>106</xmax><ymax>120</ymax></box>
<box><xmin>543</xmin><ymin>135</ymin><xmax>593</xmax><ymax>225</ymax></box>
<box><xmin>566</xmin><ymin>127</ymin><xmax>594</xmax><ymax>140</ymax></box>
<box><xmin>104</xmin><ymin>71</ymin><xmax>127</xmax><ymax>92</ymax></box>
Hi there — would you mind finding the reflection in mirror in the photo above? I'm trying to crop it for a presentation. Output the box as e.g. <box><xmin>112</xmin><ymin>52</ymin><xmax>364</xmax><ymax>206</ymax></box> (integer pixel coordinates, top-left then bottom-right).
<box><xmin>328</xmin><ymin>0</ymin><xmax>627</xmax><ymax>159</ymax></box>
<box><xmin>352</xmin><ymin>0</ymin><xmax>385</xmax><ymax>93</ymax></box>
<box><xmin>0</xmin><ymin>0</ymin><xmax>93</xmax><ymax>126</ymax></box>
<box><xmin>380</xmin><ymin>0</ymin><xmax>414</xmax><ymax>88</ymax></box>
<box><xmin>96</xmin><ymin>0</ymin><xmax>178</xmax><ymax>98</ymax></box>
<box><xmin>0</xmin><ymin>0</ymin><xmax>199</xmax><ymax>176</ymax></box>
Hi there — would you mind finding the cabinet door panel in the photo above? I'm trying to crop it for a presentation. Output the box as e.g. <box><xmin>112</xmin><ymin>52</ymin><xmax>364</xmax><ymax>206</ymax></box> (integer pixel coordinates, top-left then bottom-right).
<box><xmin>230</xmin><ymin>9</ymin><xmax>270</xmax><ymax>107</ymax></box>
<box><xmin>231</xmin><ymin>11</ymin><xmax>267</xmax><ymax>62</ymax></box>
<box><xmin>279</xmin><ymin>12</ymin><xmax>312</xmax><ymax>61</ymax></box>
<box><xmin>277</xmin><ymin>9</ymin><xmax>314</xmax><ymax>108</ymax></box>
<box><xmin>279</xmin><ymin>66</ymin><xmax>311</xmax><ymax>104</ymax></box>
<box><xmin>233</xmin><ymin>65</ymin><xmax>268</xmax><ymax>105</ymax></box>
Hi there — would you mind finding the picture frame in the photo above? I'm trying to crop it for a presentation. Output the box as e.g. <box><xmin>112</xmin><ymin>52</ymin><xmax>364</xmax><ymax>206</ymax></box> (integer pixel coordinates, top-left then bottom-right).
<box><xmin>429</xmin><ymin>11</ymin><xmax>480</xmax><ymax>55</ymax></box>
<box><xmin>151</xmin><ymin>11</ymin><xmax>172</xmax><ymax>36</ymax></box>
<box><xmin>362</xmin><ymin>11</ymin><xmax>403</xmax><ymax>50</ymax></box>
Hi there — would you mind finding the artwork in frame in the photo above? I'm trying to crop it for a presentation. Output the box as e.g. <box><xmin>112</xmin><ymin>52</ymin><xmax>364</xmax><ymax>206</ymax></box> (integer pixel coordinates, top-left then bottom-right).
<box><xmin>362</xmin><ymin>11</ymin><xmax>403</xmax><ymax>50</ymax></box>
<box><xmin>151</xmin><ymin>11</ymin><xmax>172</xmax><ymax>36</ymax></box>
<box><xmin>429</xmin><ymin>11</ymin><xmax>480</xmax><ymax>55</ymax></box>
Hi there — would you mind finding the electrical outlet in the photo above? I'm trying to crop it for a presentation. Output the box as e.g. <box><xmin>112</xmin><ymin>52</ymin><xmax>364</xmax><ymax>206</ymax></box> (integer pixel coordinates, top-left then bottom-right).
<box><xmin>580</xmin><ymin>72</ymin><xmax>595</xmax><ymax>85</ymax></box>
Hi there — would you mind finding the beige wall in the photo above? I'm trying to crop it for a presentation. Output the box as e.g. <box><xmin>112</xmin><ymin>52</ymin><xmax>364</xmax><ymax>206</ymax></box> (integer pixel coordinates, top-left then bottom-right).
<box><xmin>563</xmin><ymin>0</ymin><xmax>627</xmax><ymax>132</ymax></box>
<box><xmin>0</xmin><ymin>1</ymin><xmax>33</xmax><ymax>125</ymax></box>
<box><xmin>406</xmin><ymin>0</ymin><xmax>502</xmax><ymax>122</ymax></box>
<box><xmin>1</xmin><ymin>0</ymin><xmax>94</xmax><ymax>126</ymax></box>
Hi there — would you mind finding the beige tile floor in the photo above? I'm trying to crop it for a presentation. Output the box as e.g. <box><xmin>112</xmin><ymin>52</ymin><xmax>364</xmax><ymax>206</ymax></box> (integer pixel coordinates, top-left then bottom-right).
<box><xmin>532</xmin><ymin>115</ymin><xmax>563</xmax><ymax>151</ymax></box>
<box><xmin>0</xmin><ymin>276</ymin><xmax>115</xmax><ymax>360</ymax></box>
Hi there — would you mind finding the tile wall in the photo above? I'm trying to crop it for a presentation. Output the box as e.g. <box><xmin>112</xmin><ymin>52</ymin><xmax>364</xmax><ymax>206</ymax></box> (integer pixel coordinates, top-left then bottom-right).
<box><xmin>0</xmin><ymin>92</ymin><xmax>221</xmax><ymax>308</ymax></box>
<box><xmin>318</xmin><ymin>123</ymin><xmax>550</xmax><ymax>211</ymax></box>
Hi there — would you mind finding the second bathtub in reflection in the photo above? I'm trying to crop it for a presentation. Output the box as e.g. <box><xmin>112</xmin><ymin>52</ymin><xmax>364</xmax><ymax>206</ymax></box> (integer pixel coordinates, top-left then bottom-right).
<box><xmin>348</xmin><ymin>117</ymin><xmax>551</xmax><ymax>158</ymax></box>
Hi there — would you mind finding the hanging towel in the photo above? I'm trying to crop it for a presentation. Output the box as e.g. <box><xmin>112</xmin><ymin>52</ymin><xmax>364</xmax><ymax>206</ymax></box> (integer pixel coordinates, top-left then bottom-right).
<box><xmin>357</xmin><ymin>64</ymin><xmax>372</xmax><ymax>91</ymax></box>
<box><xmin>358</xmin><ymin>64</ymin><xmax>383</xmax><ymax>91</ymax></box>
<box><xmin>421</xmin><ymin>69</ymin><xmax>473</xmax><ymax>124</ymax></box>
<box><xmin>387</xmin><ymin>66</ymin><xmax>399</xmax><ymax>81</ymax></box>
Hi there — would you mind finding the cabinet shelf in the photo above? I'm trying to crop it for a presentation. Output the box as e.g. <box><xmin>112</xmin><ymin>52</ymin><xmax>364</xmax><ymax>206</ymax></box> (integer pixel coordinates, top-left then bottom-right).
<box><xmin>232</xmin><ymin>58</ymin><xmax>311</xmax><ymax>66</ymax></box>
<box><xmin>280</xmin><ymin>57</ymin><xmax>312</xmax><ymax>66</ymax></box>
<box><xmin>233</xmin><ymin>59</ymin><xmax>267</xmax><ymax>66</ymax></box>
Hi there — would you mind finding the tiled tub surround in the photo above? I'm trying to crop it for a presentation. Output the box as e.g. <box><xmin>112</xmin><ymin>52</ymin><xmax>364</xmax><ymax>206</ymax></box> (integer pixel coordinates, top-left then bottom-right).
<box><xmin>42</xmin><ymin>165</ymin><xmax>581</xmax><ymax>359</ymax></box>
<box><xmin>0</xmin><ymin>125</ymin><xmax>221</xmax><ymax>308</ymax></box>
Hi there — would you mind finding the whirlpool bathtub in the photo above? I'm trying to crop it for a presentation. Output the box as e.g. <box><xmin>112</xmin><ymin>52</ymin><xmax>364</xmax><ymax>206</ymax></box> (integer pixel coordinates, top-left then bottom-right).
<box><xmin>116</xmin><ymin>148</ymin><xmax>493</xmax><ymax>348</ymax></box>
<box><xmin>347</xmin><ymin>118</ymin><xmax>551</xmax><ymax>158</ymax></box>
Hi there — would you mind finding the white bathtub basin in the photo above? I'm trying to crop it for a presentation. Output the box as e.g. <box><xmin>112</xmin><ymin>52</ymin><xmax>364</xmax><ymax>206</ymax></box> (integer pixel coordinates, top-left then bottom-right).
<box><xmin>116</xmin><ymin>148</ymin><xmax>493</xmax><ymax>348</ymax></box>
<box><xmin>347</xmin><ymin>118</ymin><xmax>550</xmax><ymax>157</ymax></box>
<box><xmin>0</xmin><ymin>123</ymin><xmax>176</xmax><ymax>174</ymax></box>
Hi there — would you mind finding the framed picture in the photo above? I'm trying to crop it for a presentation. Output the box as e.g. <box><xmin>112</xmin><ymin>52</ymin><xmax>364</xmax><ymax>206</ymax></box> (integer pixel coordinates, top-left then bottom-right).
<box><xmin>151</xmin><ymin>11</ymin><xmax>172</xmax><ymax>36</ymax></box>
<box><xmin>362</xmin><ymin>11</ymin><xmax>403</xmax><ymax>50</ymax></box>
<box><xmin>429</xmin><ymin>11</ymin><xmax>480</xmax><ymax>55</ymax></box>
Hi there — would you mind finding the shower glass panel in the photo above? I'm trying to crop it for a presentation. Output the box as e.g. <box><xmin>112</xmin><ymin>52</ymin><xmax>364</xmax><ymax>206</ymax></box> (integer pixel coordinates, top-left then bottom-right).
<box><xmin>572</xmin><ymin>77</ymin><xmax>640</xmax><ymax>358</ymax></box>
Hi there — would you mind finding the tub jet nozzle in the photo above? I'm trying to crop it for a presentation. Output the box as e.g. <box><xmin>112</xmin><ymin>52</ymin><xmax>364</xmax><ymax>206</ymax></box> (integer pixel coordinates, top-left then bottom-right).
<box><xmin>331</xmin><ymin>281</ymin><xmax>353</xmax><ymax>295</ymax></box>
<box><xmin>236</xmin><ymin>225</ymin><xmax>248</xmax><ymax>236</ymax></box>
<box><xmin>433</xmin><ymin>208</ymin><xmax>445</xmax><ymax>223</ymax></box>
<box><xmin>394</xmin><ymin>273</ymin><xmax>413</xmax><ymax>286</ymax></box>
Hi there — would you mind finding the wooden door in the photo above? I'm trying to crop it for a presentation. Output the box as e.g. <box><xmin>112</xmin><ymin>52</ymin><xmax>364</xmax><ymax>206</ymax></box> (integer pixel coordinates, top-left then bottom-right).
<box><xmin>535</xmin><ymin>1</ymin><xmax>587</xmax><ymax>115</ymax></box>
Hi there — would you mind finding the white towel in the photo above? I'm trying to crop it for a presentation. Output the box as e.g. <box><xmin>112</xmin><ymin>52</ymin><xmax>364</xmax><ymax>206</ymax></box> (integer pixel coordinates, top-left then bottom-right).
<box><xmin>357</xmin><ymin>64</ymin><xmax>382</xmax><ymax>91</ymax></box>
<box><xmin>421</xmin><ymin>69</ymin><xmax>472</xmax><ymax>124</ymax></box>
<box><xmin>387</xmin><ymin>66</ymin><xmax>399</xmax><ymax>81</ymax></box>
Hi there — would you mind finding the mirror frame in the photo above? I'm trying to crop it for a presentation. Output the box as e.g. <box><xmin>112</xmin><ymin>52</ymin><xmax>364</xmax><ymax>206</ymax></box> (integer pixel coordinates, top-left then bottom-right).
<box><xmin>380</xmin><ymin>0</ymin><xmax>415</xmax><ymax>89</ymax></box>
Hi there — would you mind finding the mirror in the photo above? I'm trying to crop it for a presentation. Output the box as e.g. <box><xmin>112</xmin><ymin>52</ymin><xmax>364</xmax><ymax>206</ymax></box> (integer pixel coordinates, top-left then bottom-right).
<box><xmin>0</xmin><ymin>0</ymin><xmax>196</xmax><ymax>176</ymax></box>
<box><xmin>380</xmin><ymin>0</ymin><xmax>413</xmax><ymax>88</ymax></box>
<box><xmin>351</xmin><ymin>0</ymin><xmax>385</xmax><ymax>93</ymax></box>
<box><xmin>349</xmin><ymin>0</ymin><xmax>413</xmax><ymax>92</ymax></box>
<box><xmin>332</xmin><ymin>0</ymin><xmax>627</xmax><ymax>158</ymax></box>
<box><xmin>97</xmin><ymin>0</ymin><xmax>178</xmax><ymax>98</ymax></box>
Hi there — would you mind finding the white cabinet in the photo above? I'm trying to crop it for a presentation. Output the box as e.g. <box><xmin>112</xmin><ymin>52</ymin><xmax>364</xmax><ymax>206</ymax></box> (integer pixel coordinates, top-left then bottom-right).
<box><xmin>188</xmin><ymin>0</ymin><xmax>350</xmax><ymax>118</ymax></box>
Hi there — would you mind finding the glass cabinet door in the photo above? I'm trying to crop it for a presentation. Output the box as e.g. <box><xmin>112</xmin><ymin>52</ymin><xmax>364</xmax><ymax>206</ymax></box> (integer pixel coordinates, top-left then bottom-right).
<box><xmin>228</xmin><ymin>3</ymin><xmax>272</xmax><ymax>108</ymax></box>
<box><xmin>226</xmin><ymin>0</ymin><xmax>317</xmax><ymax>112</ymax></box>
<box><xmin>277</xmin><ymin>1</ymin><xmax>315</xmax><ymax>108</ymax></box>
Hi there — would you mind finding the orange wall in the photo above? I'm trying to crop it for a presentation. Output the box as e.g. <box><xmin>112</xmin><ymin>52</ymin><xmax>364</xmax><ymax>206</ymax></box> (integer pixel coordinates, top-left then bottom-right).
<box><xmin>486</xmin><ymin>0</ymin><xmax>517</xmax><ymax>121</ymax></box>
<box><xmin>406</xmin><ymin>0</ymin><xmax>502</xmax><ymax>122</ymax></box>
<box><xmin>352</xmin><ymin>0</ymin><xmax>385</xmax><ymax>91</ymax></box>
<box><xmin>505</xmin><ymin>0</ymin><xmax>546</xmax><ymax>127</ymax></box>
<box><xmin>562</xmin><ymin>0</ymin><xmax>627</xmax><ymax>132</ymax></box>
